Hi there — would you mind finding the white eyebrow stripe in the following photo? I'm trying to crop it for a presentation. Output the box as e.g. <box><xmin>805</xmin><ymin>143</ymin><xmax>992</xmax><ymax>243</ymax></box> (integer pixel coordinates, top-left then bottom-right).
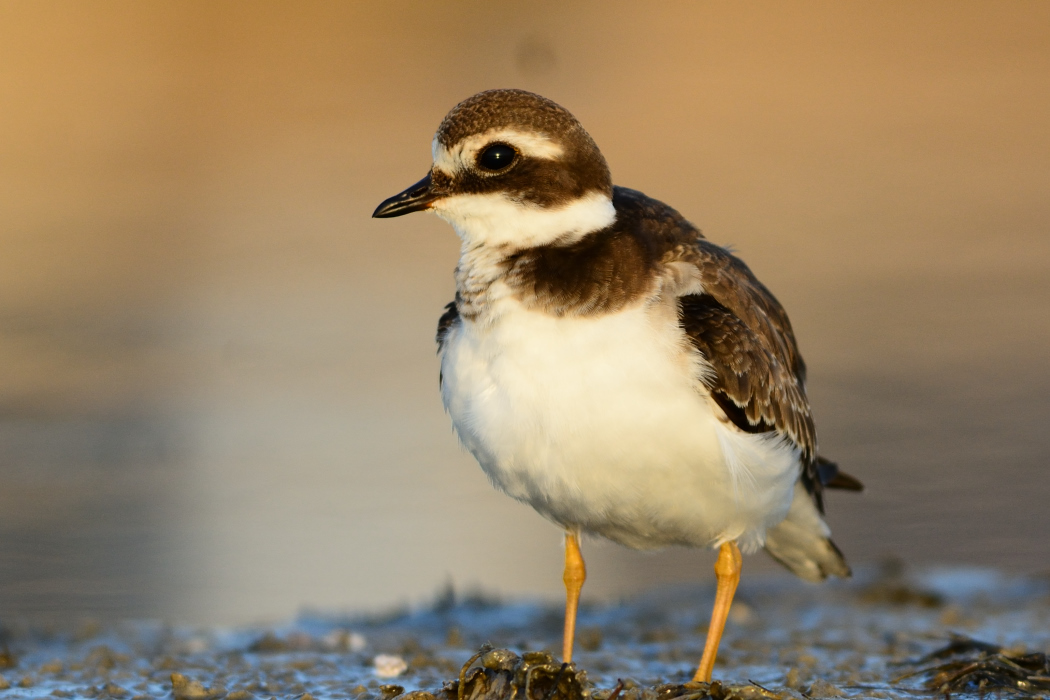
<box><xmin>432</xmin><ymin>128</ymin><xmax>564</xmax><ymax>175</ymax></box>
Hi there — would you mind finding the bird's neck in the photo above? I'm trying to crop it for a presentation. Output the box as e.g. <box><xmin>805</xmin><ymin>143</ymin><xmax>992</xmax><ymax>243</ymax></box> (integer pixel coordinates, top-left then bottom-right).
<box><xmin>443</xmin><ymin>191</ymin><xmax>616</xmax><ymax>322</ymax></box>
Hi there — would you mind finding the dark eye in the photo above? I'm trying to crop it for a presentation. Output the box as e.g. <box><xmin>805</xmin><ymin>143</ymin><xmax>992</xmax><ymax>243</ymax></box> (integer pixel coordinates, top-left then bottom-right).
<box><xmin>477</xmin><ymin>143</ymin><xmax>517</xmax><ymax>171</ymax></box>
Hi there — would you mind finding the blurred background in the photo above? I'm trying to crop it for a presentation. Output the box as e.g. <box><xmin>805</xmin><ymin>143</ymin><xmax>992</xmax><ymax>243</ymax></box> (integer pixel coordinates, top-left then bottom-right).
<box><xmin>1</xmin><ymin>1</ymin><xmax>1048</xmax><ymax>625</ymax></box>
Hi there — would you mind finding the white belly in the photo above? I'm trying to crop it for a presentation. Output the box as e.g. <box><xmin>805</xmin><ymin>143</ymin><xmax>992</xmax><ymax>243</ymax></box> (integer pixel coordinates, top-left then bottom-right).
<box><xmin>439</xmin><ymin>296</ymin><xmax>800</xmax><ymax>552</ymax></box>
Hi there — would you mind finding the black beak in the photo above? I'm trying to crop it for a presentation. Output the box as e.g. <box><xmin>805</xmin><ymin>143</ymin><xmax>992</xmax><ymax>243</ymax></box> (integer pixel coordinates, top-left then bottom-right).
<box><xmin>372</xmin><ymin>173</ymin><xmax>441</xmax><ymax>218</ymax></box>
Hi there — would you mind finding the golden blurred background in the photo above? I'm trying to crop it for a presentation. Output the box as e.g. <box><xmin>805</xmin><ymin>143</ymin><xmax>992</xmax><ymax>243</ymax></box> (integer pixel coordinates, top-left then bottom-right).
<box><xmin>1</xmin><ymin>1</ymin><xmax>1048</xmax><ymax>624</ymax></box>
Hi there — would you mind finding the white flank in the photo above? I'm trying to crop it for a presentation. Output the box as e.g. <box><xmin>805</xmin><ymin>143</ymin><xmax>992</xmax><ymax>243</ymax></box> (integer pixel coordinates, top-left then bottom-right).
<box><xmin>432</xmin><ymin>190</ymin><xmax>615</xmax><ymax>249</ymax></box>
<box><xmin>439</xmin><ymin>293</ymin><xmax>801</xmax><ymax>552</ymax></box>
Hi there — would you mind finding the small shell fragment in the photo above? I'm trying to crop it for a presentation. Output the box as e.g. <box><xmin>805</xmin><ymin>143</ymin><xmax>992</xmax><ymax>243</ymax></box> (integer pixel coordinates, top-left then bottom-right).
<box><xmin>373</xmin><ymin>654</ymin><xmax>408</xmax><ymax>678</ymax></box>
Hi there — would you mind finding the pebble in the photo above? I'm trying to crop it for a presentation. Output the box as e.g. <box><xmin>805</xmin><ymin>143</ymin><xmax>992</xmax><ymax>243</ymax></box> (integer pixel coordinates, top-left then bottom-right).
<box><xmin>171</xmin><ymin>672</ymin><xmax>225</xmax><ymax>700</ymax></box>
<box><xmin>807</xmin><ymin>679</ymin><xmax>845</xmax><ymax>698</ymax></box>
<box><xmin>373</xmin><ymin>654</ymin><xmax>408</xmax><ymax>678</ymax></box>
<box><xmin>104</xmin><ymin>682</ymin><xmax>131</xmax><ymax>697</ymax></box>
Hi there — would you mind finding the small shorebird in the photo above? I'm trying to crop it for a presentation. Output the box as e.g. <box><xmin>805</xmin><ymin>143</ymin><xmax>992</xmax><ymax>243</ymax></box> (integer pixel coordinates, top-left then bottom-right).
<box><xmin>373</xmin><ymin>89</ymin><xmax>861</xmax><ymax>681</ymax></box>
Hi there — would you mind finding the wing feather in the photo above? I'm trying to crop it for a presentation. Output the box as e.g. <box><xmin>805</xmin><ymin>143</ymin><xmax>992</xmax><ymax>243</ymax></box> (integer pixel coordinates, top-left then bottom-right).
<box><xmin>672</xmin><ymin>230</ymin><xmax>826</xmax><ymax>507</ymax></box>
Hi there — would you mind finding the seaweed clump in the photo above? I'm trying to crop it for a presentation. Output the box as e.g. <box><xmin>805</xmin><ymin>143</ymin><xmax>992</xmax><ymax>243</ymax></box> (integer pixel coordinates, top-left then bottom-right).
<box><xmin>899</xmin><ymin>636</ymin><xmax>1050</xmax><ymax>697</ymax></box>
<box><xmin>432</xmin><ymin>646</ymin><xmax>784</xmax><ymax>700</ymax></box>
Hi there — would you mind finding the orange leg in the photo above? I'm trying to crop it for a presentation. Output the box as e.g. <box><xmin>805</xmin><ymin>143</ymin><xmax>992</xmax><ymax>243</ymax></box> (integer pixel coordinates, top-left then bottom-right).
<box><xmin>562</xmin><ymin>531</ymin><xmax>587</xmax><ymax>663</ymax></box>
<box><xmin>694</xmin><ymin>541</ymin><xmax>742</xmax><ymax>682</ymax></box>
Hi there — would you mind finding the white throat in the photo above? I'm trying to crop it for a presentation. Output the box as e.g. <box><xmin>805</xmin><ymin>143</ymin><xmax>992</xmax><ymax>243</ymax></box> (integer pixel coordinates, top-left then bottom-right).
<box><xmin>431</xmin><ymin>190</ymin><xmax>616</xmax><ymax>250</ymax></box>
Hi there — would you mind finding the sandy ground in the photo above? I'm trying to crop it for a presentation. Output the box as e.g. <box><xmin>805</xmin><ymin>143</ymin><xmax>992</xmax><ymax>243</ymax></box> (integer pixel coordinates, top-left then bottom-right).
<box><xmin>1</xmin><ymin>565</ymin><xmax>1048</xmax><ymax>700</ymax></box>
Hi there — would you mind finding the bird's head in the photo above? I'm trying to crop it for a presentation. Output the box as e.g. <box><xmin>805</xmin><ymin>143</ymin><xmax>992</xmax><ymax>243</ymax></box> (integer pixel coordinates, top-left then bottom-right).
<box><xmin>373</xmin><ymin>89</ymin><xmax>615</xmax><ymax>249</ymax></box>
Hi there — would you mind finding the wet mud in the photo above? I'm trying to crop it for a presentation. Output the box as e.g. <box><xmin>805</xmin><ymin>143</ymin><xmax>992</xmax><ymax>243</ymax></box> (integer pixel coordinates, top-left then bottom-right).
<box><xmin>0</xmin><ymin>566</ymin><xmax>1047</xmax><ymax>700</ymax></box>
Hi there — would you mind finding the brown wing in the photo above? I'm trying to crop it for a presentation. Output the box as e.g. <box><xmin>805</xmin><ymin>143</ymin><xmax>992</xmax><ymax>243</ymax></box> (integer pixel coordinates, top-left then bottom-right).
<box><xmin>680</xmin><ymin>292</ymin><xmax>812</xmax><ymax>440</ymax></box>
<box><xmin>681</xmin><ymin>241</ymin><xmax>814</xmax><ymax>448</ymax></box>
<box><xmin>675</xmin><ymin>241</ymin><xmax>866</xmax><ymax>511</ymax></box>
<box><xmin>677</xmin><ymin>240</ymin><xmax>827</xmax><ymax>507</ymax></box>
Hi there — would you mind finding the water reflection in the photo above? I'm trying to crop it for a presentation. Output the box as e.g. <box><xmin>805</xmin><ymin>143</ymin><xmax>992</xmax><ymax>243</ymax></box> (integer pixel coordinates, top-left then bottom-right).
<box><xmin>0</xmin><ymin>1</ymin><xmax>1047</xmax><ymax>625</ymax></box>
<box><xmin>0</xmin><ymin>411</ymin><xmax>185</xmax><ymax>618</ymax></box>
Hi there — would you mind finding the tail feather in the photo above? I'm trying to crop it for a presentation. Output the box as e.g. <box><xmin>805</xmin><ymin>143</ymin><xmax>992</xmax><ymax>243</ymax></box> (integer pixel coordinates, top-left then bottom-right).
<box><xmin>764</xmin><ymin>482</ymin><xmax>851</xmax><ymax>582</ymax></box>
<box><xmin>816</xmin><ymin>456</ymin><xmax>864</xmax><ymax>492</ymax></box>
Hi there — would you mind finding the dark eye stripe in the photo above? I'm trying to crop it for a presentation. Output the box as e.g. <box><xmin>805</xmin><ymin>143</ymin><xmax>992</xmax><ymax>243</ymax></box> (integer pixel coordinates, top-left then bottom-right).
<box><xmin>477</xmin><ymin>143</ymin><xmax>517</xmax><ymax>171</ymax></box>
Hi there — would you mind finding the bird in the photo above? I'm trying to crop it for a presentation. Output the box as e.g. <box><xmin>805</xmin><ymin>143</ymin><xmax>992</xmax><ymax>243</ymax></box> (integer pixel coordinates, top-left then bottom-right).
<box><xmin>373</xmin><ymin>89</ymin><xmax>862</xmax><ymax>682</ymax></box>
